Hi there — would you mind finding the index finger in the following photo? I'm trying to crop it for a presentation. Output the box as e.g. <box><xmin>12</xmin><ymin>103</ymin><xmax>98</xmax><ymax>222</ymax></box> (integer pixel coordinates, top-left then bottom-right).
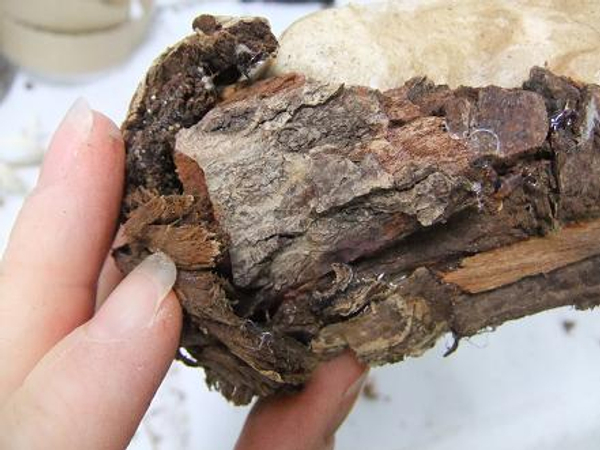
<box><xmin>0</xmin><ymin>99</ymin><xmax>124</xmax><ymax>399</ymax></box>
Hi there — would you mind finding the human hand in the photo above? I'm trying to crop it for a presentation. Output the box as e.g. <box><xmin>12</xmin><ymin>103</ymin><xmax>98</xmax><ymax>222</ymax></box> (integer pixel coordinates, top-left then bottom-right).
<box><xmin>0</xmin><ymin>100</ymin><xmax>367</xmax><ymax>449</ymax></box>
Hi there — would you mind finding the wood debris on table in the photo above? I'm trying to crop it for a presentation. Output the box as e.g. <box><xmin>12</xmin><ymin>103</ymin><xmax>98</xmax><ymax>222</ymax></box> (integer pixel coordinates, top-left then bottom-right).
<box><xmin>0</xmin><ymin>117</ymin><xmax>45</xmax><ymax>198</ymax></box>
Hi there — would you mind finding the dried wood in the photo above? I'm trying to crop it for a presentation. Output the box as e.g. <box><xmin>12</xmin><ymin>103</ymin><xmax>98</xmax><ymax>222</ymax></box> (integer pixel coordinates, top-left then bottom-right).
<box><xmin>115</xmin><ymin>15</ymin><xmax>600</xmax><ymax>405</ymax></box>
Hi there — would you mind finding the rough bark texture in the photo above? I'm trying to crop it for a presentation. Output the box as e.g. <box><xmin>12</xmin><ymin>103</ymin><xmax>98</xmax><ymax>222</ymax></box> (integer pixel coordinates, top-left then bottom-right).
<box><xmin>115</xmin><ymin>15</ymin><xmax>600</xmax><ymax>405</ymax></box>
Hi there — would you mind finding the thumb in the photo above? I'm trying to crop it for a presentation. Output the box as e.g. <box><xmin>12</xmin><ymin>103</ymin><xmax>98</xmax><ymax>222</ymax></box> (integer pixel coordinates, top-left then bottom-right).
<box><xmin>236</xmin><ymin>352</ymin><xmax>368</xmax><ymax>450</ymax></box>
<box><xmin>0</xmin><ymin>253</ymin><xmax>182</xmax><ymax>450</ymax></box>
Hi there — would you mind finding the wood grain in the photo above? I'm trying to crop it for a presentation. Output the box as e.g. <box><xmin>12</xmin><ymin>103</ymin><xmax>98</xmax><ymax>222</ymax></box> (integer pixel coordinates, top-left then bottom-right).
<box><xmin>443</xmin><ymin>219</ymin><xmax>600</xmax><ymax>293</ymax></box>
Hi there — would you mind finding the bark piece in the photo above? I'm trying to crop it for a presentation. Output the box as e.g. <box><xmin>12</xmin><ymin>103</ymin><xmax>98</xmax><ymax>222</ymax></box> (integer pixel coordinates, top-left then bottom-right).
<box><xmin>117</xmin><ymin>16</ymin><xmax>600</xmax><ymax>405</ymax></box>
<box><xmin>122</xmin><ymin>14</ymin><xmax>278</xmax><ymax>197</ymax></box>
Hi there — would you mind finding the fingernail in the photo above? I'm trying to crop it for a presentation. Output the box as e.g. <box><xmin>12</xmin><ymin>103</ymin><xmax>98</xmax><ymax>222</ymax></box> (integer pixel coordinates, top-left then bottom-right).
<box><xmin>38</xmin><ymin>98</ymin><xmax>94</xmax><ymax>185</ymax></box>
<box><xmin>325</xmin><ymin>370</ymin><xmax>368</xmax><ymax>438</ymax></box>
<box><xmin>343</xmin><ymin>371</ymin><xmax>368</xmax><ymax>401</ymax></box>
<box><xmin>63</xmin><ymin>97</ymin><xmax>94</xmax><ymax>140</ymax></box>
<box><xmin>87</xmin><ymin>252</ymin><xmax>177</xmax><ymax>340</ymax></box>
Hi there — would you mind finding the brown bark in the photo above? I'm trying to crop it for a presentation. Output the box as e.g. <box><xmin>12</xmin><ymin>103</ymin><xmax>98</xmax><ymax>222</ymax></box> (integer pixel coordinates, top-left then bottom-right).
<box><xmin>115</xmin><ymin>15</ymin><xmax>600</xmax><ymax>405</ymax></box>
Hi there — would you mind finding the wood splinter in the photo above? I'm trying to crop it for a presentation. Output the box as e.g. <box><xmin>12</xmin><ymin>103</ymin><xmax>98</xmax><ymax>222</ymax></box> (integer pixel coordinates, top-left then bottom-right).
<box><xmin>443</xmin><ymin>219</ymin><xmax>600</xmax><ymax>293</ymax></box>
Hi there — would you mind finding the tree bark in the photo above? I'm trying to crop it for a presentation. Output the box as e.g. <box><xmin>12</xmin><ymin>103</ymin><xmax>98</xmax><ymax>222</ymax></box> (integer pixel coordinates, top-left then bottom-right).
<box><xmin>116</xmin><ymin>15</ymin><xmax>600</xmax><ymax>405</ymax></box>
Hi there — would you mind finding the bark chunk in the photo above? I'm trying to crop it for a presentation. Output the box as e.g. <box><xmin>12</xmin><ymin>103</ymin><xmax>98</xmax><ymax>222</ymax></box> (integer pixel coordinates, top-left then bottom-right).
<box><xmin>116</xmin><ymin>15</ymin><xmax>600</xmax><ymax>405</ymax></box>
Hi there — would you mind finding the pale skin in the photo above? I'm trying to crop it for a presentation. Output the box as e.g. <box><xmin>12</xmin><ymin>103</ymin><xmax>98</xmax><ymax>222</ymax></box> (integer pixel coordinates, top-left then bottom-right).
<box><xmin>0</xmin><ymin>100</ymin><xmax>367</xmax><ymax>450</ymax></box>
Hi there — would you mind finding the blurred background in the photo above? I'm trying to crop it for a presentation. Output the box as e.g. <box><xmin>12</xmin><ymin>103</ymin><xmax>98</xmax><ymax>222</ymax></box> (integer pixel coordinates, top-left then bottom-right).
<box><xmin>0</xmin><ymin>1</ymin><xmax>599</xmax><ymax>449</ymax></box>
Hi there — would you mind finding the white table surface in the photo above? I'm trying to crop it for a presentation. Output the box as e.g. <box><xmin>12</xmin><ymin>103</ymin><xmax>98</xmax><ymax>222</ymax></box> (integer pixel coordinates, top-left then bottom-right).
<box><xmin>0</xmin><ymin>2</ymin><xmax>599</xmax><ymax>449</ymax></box>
